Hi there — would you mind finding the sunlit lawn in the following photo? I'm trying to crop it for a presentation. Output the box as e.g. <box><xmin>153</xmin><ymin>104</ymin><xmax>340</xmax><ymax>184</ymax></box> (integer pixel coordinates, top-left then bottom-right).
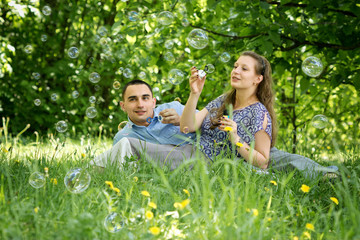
<box><xmin>1</xmin><ymin>136</ymin><xmax>359</xmax><ymax>239</ymax></box>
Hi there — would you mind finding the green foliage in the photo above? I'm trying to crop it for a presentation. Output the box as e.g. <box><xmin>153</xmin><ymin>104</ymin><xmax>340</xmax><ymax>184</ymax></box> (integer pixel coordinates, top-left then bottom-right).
<box><xmin>1</xmin><ymin>0</ymin><xmax>359</xmax><ymax>151</ymax></box>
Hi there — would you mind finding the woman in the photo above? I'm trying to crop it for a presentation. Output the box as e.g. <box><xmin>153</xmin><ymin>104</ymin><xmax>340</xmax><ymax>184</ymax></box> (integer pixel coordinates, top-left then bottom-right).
<box><xmin>180</xmin><ymin>51</ymin><xmax>276</xmax><ymax>169</ymax></box>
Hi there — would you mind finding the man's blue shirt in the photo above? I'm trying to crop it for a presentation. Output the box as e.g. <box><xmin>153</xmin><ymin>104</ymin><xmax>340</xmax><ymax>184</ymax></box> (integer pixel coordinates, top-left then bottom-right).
<box><xmin>113</xmin><ymin>101</ymin><xmax>195</xmax><ymax>146</ymax></box>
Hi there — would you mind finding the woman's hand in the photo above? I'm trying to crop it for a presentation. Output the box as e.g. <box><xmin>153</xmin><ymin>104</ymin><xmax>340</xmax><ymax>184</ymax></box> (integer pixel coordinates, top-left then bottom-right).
<box><xmin>218</xmin><ymin>117</ymin><xmax>241</xmax><ymax>144</ymax></box>
<box><xmin>189</xmin><ymin>67</ymin><xmax>206</xmax><ymax>95</ymax></box>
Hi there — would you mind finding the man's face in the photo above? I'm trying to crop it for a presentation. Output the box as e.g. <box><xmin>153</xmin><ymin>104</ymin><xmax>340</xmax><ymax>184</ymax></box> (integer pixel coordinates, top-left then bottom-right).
<box><xmin>120</xmin><ymin>84</ymin><xmax>156</xmax><ymax>126</ymax></box>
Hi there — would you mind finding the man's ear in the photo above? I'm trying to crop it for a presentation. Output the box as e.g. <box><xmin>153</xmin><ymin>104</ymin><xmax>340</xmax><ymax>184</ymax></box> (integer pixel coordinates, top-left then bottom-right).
<box><xmin>120</xmin><ymin>101</ymin><xmax>126</xmax><ymax>112</ymax></box>
<box><xmin>152</xmin><ymin>97</ymin><xmax>156</xmax><ymax>108</ymax></box>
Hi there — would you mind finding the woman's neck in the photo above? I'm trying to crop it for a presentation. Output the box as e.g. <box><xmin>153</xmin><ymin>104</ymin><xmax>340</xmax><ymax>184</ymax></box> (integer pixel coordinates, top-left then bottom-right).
<box><xmin>234</xmin><ymin>89</ymin><xmax>259</xmax><ymax>110</ymax></box>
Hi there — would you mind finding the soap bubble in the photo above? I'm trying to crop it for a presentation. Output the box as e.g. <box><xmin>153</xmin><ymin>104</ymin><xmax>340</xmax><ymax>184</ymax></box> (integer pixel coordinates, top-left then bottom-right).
<box><xmin>165</xmin><ymin>40</ymin><xmax>174</xmax><ymax>49</ymax></box>
<box><xmin>64</xmin><ymin>168</ymin><xmax>91</xmax><ymax>194</ymax></box>
<box><xmin>24</xmin><ymin>45</ymin><xmax>33</xmax><ymax>54</ymax></box>
<box><xmin>29</xmin><ymin>172</ymin><xmax>46</xmax><ymax>188</ymax></box>
<box><xmin>72</xmin><ymin>90</ymin><xmax>79</xmax><ymax>99</ymax></box>
<box><xmin>89</xmin><ymin>96</ymin><xmax>96</xmax><ymax>104</ymax></box>
<box><xmin>104</xmin><ymin>212</ymin><xmax>124</xmax><ymax>233</ymax></box>
<box><xmin>158</xmin><ymin>11</ymin><xmax>174</xmax><ymax>25</ymax></box>
<box><xmin>158</xmin><ymin>115</ymin><xmax>163</xmax><ymax>122</ymax></box>
<box><xmin>182</xmin><ymin>18</ymin><xmax>189</xmax><ymax>27</ymax></box>
<box><xmin>86</xmin><ymin>107</ymin><xmax>97</xmax><ymax>118</ymax></box>
<box><xmin>138</xmin><ymin>71</ymin><xmax>146</xmax><ymax>80</ymax></box>
<box><xmin>113</xmin><ymin>81</ymin><xmax>121</xmax><ymax>89</ymax></box>
<box><xmin>99</xmin><ymin>37</ymin><xmax>109</xmax><ymax>46</ymax></box>
<box><xmin>55</xmin><ymin>120</ymin><xmax>68</xmax><ymax>133</ymax></box>
<box><xmin>205</xmin><ymin>64</ymin><xmax>215</xmax><ymax>73</ymax></box>
<box><xmin>168</xmin><ymin>69</ymin><xmax>184</xmax><ymax>85</ymax></box>
<box><xmin>68</xmin><ymin>47</ymin><xmax>79</xmax><ymax>59</ymax></box>
<box><xmin>41</xmin><ymin>34</ymin><xmax>48</xmax><ymax>42</ymax></box>
<box><xmin>220</xmin><ymin>52</ymin><xmax>231</xmax><ymax>63</ymax></box>
<box><xmin>98</xmin><ymin>26</ymin><xmax>108</xmax><ymax>37</ymax></box>
<box><xmin>123</xmin><ymin>68</ymin><xmax>133</xmax><ymax>79</ymax></box>
<box><xmin>164</xmin><ymin>51</ymin><xmax>175</xmax><ymax>63</ymax></box>
<box><xmin>183</xmin><ymin>126</ymin><xmax>189</xmax><ymax>134</ymax></box>
<box><xmin>187</xmin><ymin>29</ymin><xmax>208</xmax><ymax>49</ymax></box>
<box><xmin>32</xmin><ymin>72</ymin><xmax>40</xmax><ymax>80</ymax></box>
<box><xmin>311</xmin><ymin>114</ymin><xmax>329</xmax><ymax>129</ymax></box>
<box><xmin>89</xmin><ymin>72</ymin><xmax>101</xmax><ymax>83</ymax></box>
<box><xmin>118</xmin><ymin>121</ymin><xmax>128</xmax><ymax>131</ymax></box>
<box><xmin>302</xmin><ymin>56</ymin><xmax>323</xmax><ymax>78</ymax></box>
<box><xmin>51</xmin><ymin>93</ymin><xmax>58</xmax><ymax>101</ymax></box>
<box><xmin>34</xmin><ymin>99</ymin><xmax>41</xmax><ymax>106</ymax></box>
<box><xmin>128</xmin><ymin>11</ymin><xmax>140</xmax><ymax>22</ymax></box>
<box><xmin>198</xmin><ymin>70</ymin><xmax>206</xmax><ymax>78</ymax></box>
<box><xmin>42</xmin><ymin>5</ymin><xmax>51</xmax><ymax>16</ymax></box>
<box><xmin>94</xmin><ymin>85</ymin><xmax>101</xmax><ymax>91</ymax></box>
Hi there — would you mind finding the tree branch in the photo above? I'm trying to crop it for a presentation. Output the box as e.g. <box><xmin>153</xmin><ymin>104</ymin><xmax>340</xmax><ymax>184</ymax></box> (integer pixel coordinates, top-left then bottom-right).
<box><xmin>189</xmin><ymin>24</ymin><xmax>265</xmax><ymax>39</ymax></box>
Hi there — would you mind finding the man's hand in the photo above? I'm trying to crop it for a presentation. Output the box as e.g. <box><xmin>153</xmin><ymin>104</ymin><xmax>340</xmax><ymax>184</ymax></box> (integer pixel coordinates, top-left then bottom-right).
<box><xmin>159</xmin><ymin>109</ymin><xmax>180</xmax><ymax>126</ymax></box>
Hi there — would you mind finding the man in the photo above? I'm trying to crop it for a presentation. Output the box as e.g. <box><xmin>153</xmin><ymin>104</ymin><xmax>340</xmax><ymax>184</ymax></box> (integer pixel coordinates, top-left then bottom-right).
<box><xmin>92</xmin><ymin>80</ymin><xmax>338</xmax><ymax>179</ymax></box>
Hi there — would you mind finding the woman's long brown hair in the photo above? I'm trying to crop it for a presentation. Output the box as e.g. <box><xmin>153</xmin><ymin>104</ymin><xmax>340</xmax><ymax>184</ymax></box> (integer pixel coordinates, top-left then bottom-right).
<box><xmin>210</xmin><ymin>51</ymin><xmax>277</xmax><ymax>147</ymax></box>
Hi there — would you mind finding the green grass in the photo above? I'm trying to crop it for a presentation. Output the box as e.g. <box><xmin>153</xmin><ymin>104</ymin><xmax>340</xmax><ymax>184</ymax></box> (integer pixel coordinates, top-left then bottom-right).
<box><xmin>1</xmin><ymin>137</ymin><xmax>359</xmax><ymax>240</ymax></box>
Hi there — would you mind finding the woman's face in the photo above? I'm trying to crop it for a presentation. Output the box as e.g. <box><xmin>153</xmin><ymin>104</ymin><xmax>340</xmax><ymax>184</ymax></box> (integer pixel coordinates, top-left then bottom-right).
<box><xmin>230</xmin><ymin>55</ymin><xmax>262</xmax><ymax>90</ymax></box>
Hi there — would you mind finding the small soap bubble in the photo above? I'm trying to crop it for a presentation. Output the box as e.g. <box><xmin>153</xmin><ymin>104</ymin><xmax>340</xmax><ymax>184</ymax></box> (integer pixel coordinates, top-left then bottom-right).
<box><xmin>104</xmin><ymin>212</ymin><xmax>124</xmax><ymax>233</ymax></box>
<box><xmin>302</xmin><ymin>56</ymin><xmax>323</xmax><ymax>78</ymax></box>
<box><xmin>32</xmin><ymin>72</ymin><xmax>40</xmax><ymax>80</ymax></box>
<box><xmin>128</xmin><ymin>11</ymin><xmax>140</xmax><ymax>22</ymax></box>
<box><xmin>118</xmin><ymin>121</ymin><xmax>128</xmax><ymax>131</ymax></box>
<box><xmin>183</xmin><ymin>126</ymin><xmax>189</xmax><ymax>134</ymax></box>
<box><xmin>158</xmin><ymin>11</ymin><xmax>174</xmax><ymax>25</ymax></box>
<box><xmin>123</xmin><ymin>68</ymin><xmax>133</xmax><ymax>79</ymax></box>
<box><xmin>68</xmin><ymin>47</ymin><xmax>79</xmax><ymax>59</ymax></box>
<box><xmin>64</xmin><ymin>168</ymin><xmax>91</xmax><ymax>194</ymax></box>
<box><xmin>311</xmin><ymin>114</ymin><xmax>329</xmax><ymax>129</ymax></box>
<box><xmin>164</xmin><ymin>51</ymin><xmax>175</xmax><ymax>63</ymax></box>
<box><xmin>165</xmin><ymin>40</ymin><xmax>174</xmax><ymax>49</ymax></box>
<box><xmin>94</xmin><ymin>85</ymin><xmax>101</xmax><ymax>91</ymax></box>
<box><xmin>29</xmin><ymin>172</ymin><xmax>46</xmax><ymax>188</ymax></box>
<box><xmin>41</xmin><ymin>34</ymin><xmax>48</xmax><ymax>42</ymax></box>
<box><xmin>168</xmin><ymin>69</ymin><xmax>184</xmax><ymax>85</ymax></box>
<box><xmin>98</xmin><ymin>26</ymin><xmax>108</xmax><ymax>37</ymax></box>
<box><xmin>24</xmin><ymin>45</ymin><xmax>33</xmax><ymax>54</ymax></box>
<box><xmin>72</xmin><ymin>90</ymin><xmax>79</xmax><ymax>99</ymax></box>
<box><xmin>89</xmin><ymin>72</ymin><xmax>101</xmax><ymax>83</ymax></box>
<box><xmin>113</xmin><ymin>81</ymin><xmax>121</xmax><ymax>89</ymax></box>
<box><xmin>55</xmin><ymin>120</ymin><xmax>68</xmax><ymax>133</ymax></box>
<box><xmin>138</xmin><ymin>71</ymin><xmax>146</xmax><ymax>80</ymax></box>
<box><xmin>51</xmin><ymin>93</ymin><xmax>58</xmax><ymax>101</ymax></box>
<box><xmin>99</xmin><ymin>37</ymin><xmax>109</xmax><ymax>45</ymax></box>
<box><xmin>42</xmin><ymin>5</ymin><xmax>51</xmax><ymax>16</ymax></box>
<box><xmin>86</xmin><ymin>107</ymin><xmax>97</xmax><ymax>118</ymax></box>
<box><xmin>174</xmin><ymin>97</ymin><xmax>181</xmax><ymax>102</ymax></box>
<box><xmin>89</xmin><ymin>96</ymin><xmax>96</xmax><ymax>104</ymax></box>
<box><xmin>205</xmin><ymin>64</ymin><xmax>215</xmax><ymax>73</ymax></box>
<box><xmin>182</xmin><ymin>18</ymin><xmax>189</xmax><ymax>27</ymax></box>
<box><xmin>158</xmin><ymin>115</ymin><xmax>163</xmax><ymax>122</ymax></box>
<box><xmin>220</xmin><ymin>52</ymin><xmax>231</xmax><ymax>63</ymax></box>
<box><xmin>187</xmin><ymin>29</ymin><xmax>208</xmax><ymax>49</ymax></box>
<box><xmin>34</xmin><ymin>99</ymin><xmax>41</xmax><ymax>106</ymax></box>
<box><xmin>198</xmin><ymin>70</ymin><xmax>206</xmax><ymax>78</ymax></box>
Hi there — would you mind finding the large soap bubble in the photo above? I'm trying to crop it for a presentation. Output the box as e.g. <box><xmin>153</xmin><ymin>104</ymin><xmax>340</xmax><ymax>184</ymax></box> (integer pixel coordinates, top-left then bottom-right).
<box><xmin>68</xmin><ymin>47</ymin><xmax>79</xmax><ymax>59</ymax></box>
<box><xmin>51</xmin><ymin>93</ymin><xmax>58</xmax><ymax>101</ymax></box>
<box><xmin>104</xmin><ymin>212</ymin><xmax>125</xmax><ymax>233</ymax></box>
<box><xmin>89</xmin><ymin>96</ymin><xmax>96</xmax><ymax>104</ymax></box>
<box><xmin>165</xmin><ymin>40</ymin><xmax>174</xmax><ymax>49</ymax></box>
<box><xmin>311</xmin><ymin>114</ymin><xmax>329</xmax><ymax>129</ymax></box>
<box><xmin>205</xmin><ymin>64</ymin><xmax>215</xmax><ymax>73</ymax></box>
<box><xmin>24</xmin><ymin>45</ymin><xmax>33</xmax><ymax>54</ymax></box>
<box><xmin>123</xmin><ymin>68</ymin><xmax>133</xmax><ymax>79</ymax></box>
<box><xmin>42</xmin><ymin>5</ymin><xmax>51</xmax><ymax>16</ymax></box>
<box><xmin>113</xmin><ymin>81</ymin><xmax>120</xmax><ymax>89</ymax></box>
<box><xmin>34</xmin><ymin>99</ymin><xmax>41</xmax><ymax>106</ymax></box>
<box><xmin>158</xmin><ymin>11</ymin><xmax>174</xmax><ymax>25</ymax></box>
<box><xmin>29</xmin><ymin>172</ymin><xmax>46</xmax><ymax>188</ymax></box>
<box><xmin>86</xmin><ymin>107</ymin><xmax>97</xmax><ymax>118</ymax></box>
<box><xmin>187</xmin><ymin>29</ymin><xmax>208</xmax><ymax>49</ymax></box>
<box><xmin>89</xmin><ymin>72</ymin><xmax>101</xmax><ymax>83</ymax></box>
<box><xmin>220</xmin><ymin>52</ymin><xmax>231</xmax><ymax>63</ymax></box>
<box><xmin>138</xmin><ymin>71</ymin><xmax>146</xmax><ymax>80</ymax></box>
<box><xmin>56</xmin><ymin>120</ymin><xmax>68</xmax><ymax>133</ymax></box>
<box><xmin>164</xmin><ymin>51</ymin><xmax>175</xmax><ymax>63</ymax></box>
<box><xmin>72</xmin><ymin>90</ymin><xmax>79</xmax><ymax>99</ymax></box>
<box><xmin>64</xmin><ymin>168</ymin><xmax>91</xmax><ymax>194</ymax></box>
<box><xmin>41</xmin><ymin>34</ymin><xmax>47</xmax><ymax>42</ymax></box>
<box><xmin>168</xmin><ymin>69</ymin><xmax>184</xmax><ymax>85</ymax></box>
<box><xmin>128</xmin><ymin>11</ymin><xmax>140</xmax><ymax>22</ymax></box>
<box><xmin>302</xmin><ymin>56</ymin><xmax>323</xmax><ymax>78</ymax></box>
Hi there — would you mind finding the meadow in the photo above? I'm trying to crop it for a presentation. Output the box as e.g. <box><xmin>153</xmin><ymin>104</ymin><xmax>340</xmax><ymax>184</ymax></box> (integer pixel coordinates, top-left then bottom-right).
<box><xmin>1</xmin><ymin>131</ymin><xmax>359</xmax><ymax>240</ymax></box>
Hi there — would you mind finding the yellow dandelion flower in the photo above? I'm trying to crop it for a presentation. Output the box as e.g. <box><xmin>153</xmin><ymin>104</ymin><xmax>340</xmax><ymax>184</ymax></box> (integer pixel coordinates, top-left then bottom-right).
<box><xmin>326</xmin><ymin>146</ymin><xmax>331</xmax><ymax>150</ymax></box>
<box><xmin>133</xmin><ymin>176</ymin><xmax>138</xmax><ymax>182</ymax></box>
<box><xmin>293</xmin><ymin>237</ymin><xmax>299</xmax><ymax>240</ymax></box>
<box><xmin>148</xmin><ymin>202</ymin><xmax>157</xmax><ymax>209</ymax></box>
<box><xmin>44</xmin><ymin>167</ymin><xmax>48</xmax><ymax>173</ymax></box>
<box><xmin>300</xmin><ymin>184</ymin><xmax>310</xmax><ymax>193</ymax></box>
<box><xmin>145</xmin><ymin>210</ymin><xmax>154</xmax><ymax>220</ymax></box>
<box><xmin>174</xmin><ymin>202</ymin><xmax>182</xmax><ymax>209</ymax></box>
<box><xmin>81</xmin><ymin>153</ymin><xmax>86</xmax><ymax>158</ymax></box>
<box><xmin>224</xmin><ymin>126</ymin><xmax>233</xmax><ymax>132</ymax></box>
<box><xmin>270</xmin><ymin>180</ymin><xmax>277</xmax><ymax>186</ymax></box>
<box><xmin>112</xmin><ymin>187</ymin><xmax>121</xmax><ymax>194</ymax></box>
<box><xmin>330</xmin><ymin>197</ymin><xmax>339</xmax><ymax>205</ymax></box>
<box><xmin>252</xmin><ymin>208</ymin><xmax>259</xmax><ymax>217</ymax></box>
<box><xmin>183</xmin><ymin>189</ymin><xmax>190</xmax><ymax>197</ymax></box>
<box><xmin>306</xmin><ymin>223</ymin><xmax>314</xmax><ymax>231</ymax></box>
<box><xmin>149</xmin><ymin>226</ymin><xmax>161</xmax><ymax>236</ymax></box>
<box><xmin>246</xmin><ymin>208</ymin><xmax>250</xmax><ymax>212</ymax></box>
<box><xmin>303</xmin><ymin>231</ymin><xmax>311</xmax><ymax>239</ymax></box>
<box><xmin>141</xmin><ymin>190</ymin><xmax>150</xmax><ymax>197</ymax></box>
<box><xmin>236</xmin><ymin>142</ymin><xmax>243</xmax><ymax>147</ymax></box>
<box><xmin>50</xmin><ymin>178</ymin><xmax>58</xmax><ymax>185</ymax></box>
<box><xmin>2</xmin><ymin>147</ymin><xmax>8</xmax><ymax>153</ymax></box>
<box><xmin>180</xmin><ymin>199</ymin><xmax>190</xmax><ymax>209</ymax></box>
<box><xmin>264</xmin><ymin>187</ymin><xmax>269</xmax><ymax>191</ymax></box>
<box><xmin>105</xmin><ymin>181</ymin><xmax>114</xmax><ymax>189</ymax></box>
<box><xmin>267</xmin><ymin>217</ymin><xmax>272</xmax><ymax>222</ymax></box>
<box><xmin>34</xmin><ymin>207</ymin><xmax>39</xmax><ymax>214</ymax></box>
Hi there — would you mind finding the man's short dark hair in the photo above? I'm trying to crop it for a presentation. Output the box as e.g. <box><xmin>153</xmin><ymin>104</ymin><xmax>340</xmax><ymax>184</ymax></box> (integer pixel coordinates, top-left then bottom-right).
<box><xmin>122</xmin><ymin>79</ymin><xmax>153</xmax><ymax>100</ymax></box>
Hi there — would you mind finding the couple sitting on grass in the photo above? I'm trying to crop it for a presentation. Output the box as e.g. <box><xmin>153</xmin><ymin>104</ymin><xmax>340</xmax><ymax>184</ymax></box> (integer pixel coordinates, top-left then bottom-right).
<box><xmin>91</xmin><ymin>51</ymin><xmax>338</xmax><ymax>179</ymax></box>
